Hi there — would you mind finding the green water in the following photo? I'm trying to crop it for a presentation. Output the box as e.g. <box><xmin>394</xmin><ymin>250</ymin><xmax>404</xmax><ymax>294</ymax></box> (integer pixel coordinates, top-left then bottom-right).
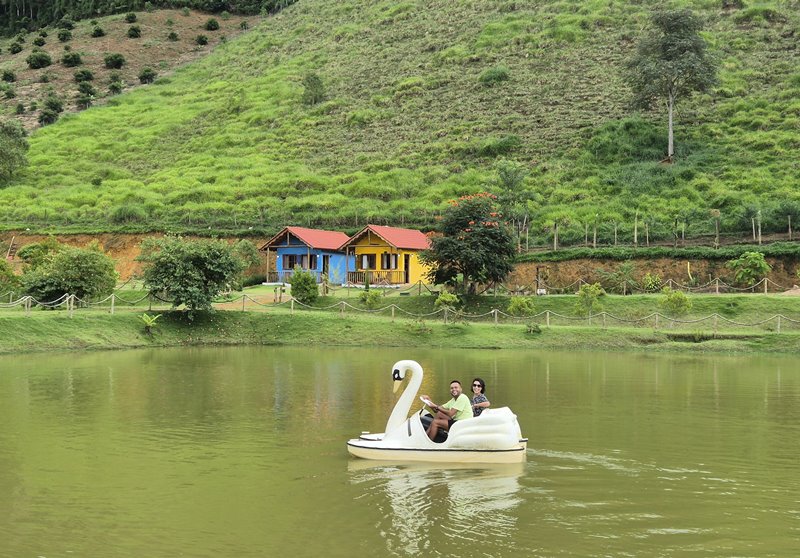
<box><xmin>1</xmin><ymin>347</ymin><xmax>798</xmax><ymax>557</ymax></box>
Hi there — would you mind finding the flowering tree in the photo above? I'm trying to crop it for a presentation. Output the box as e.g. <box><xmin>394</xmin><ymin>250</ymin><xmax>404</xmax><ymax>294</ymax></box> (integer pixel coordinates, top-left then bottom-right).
<box><xmin>421</xmin><ymin>193</ymin><xmax>515</xmax><ymax>294</ymax></box>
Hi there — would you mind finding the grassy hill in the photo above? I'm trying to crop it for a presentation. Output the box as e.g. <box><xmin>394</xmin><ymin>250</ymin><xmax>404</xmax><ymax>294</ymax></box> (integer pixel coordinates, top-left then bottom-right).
<box><xmin>0</xmin><ymin>0</ymin><xmax>798</xmax><ymax>243</ymax></box>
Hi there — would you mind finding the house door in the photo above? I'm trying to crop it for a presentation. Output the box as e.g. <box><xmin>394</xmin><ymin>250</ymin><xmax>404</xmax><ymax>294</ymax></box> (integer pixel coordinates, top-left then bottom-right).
<box><xmin>404</xmin><ymin>254</ymin><xmax>410</xmax><ymax>283</ymax></box>
<box><xmin>322</xmin><ymin>255</ymin><xmax>330</xmax><ymax>275</ymax></box>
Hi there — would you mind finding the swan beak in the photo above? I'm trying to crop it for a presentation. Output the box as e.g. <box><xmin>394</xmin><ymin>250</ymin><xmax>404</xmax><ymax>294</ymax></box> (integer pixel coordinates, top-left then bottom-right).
<box><xmin>392</xmin><ymin>380</ymin><xmax>402</xmax><ymax>394</ymax></box>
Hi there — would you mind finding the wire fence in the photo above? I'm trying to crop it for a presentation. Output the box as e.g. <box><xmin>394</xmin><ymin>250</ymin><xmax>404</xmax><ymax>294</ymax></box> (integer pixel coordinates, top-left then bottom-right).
<box><xmin>500</xmin><ymin>276</ymin><xmax>797</xmax><ymax>295</ymax></box>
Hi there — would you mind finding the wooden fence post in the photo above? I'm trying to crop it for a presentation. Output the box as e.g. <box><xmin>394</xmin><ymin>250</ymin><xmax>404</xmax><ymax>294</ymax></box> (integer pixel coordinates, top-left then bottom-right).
<box><xmin>242</xmin><ymin>294</ymin><xmax>246</xmax><ymax>312</ymax></box>
<box><xmin>713</xmin><ymin>314</ymin><xmax>718</xmax><ymax>337</ymax></box>
<box><xmin>291</xmin><ymin>299</ymin><xmax>294</xmax><ymax>315</ymax></box>
<box><xmin>715</xmin><ymin>278</ymin><xmax>719</xmax><ymax>295</ymax></box>
<box><xmin>110</xmin><ymin>293</ymin><xmax>115</xmax><ymax>315</ymax></box>
<box><xmin>602</xmin><ymin>312</ymin><xmax>606</xmax><ymax>329</ymax></box>
<box><xmin>777</xmin><ymin>315</ymin><xmax>781</xmax><ymax>334</ymax></box>
<box><xmin>391</xmin><ymin>305</ymin><xmax>395</xmax><ymax>322</ymax></box>
<box><xmin>764</xmin><ymin>278</ymin><xmax>768</xmax><ymax>295</ymax></box>
<box><xmin>444</xmin><ymin>307</ymin><xmax>449</xmax><ymax>324</ymax></box>
<box><xmin>546</xmin><ymin>310</ymin><xmax>550</xmax><ymax>327</ymax></box>
<box><xmin>340</xmin><ymin>300</ymin><xmax>345</xmax><ymax>317</ymax></box>
<box><xmin>25</xmin><ymin>296</ymin><xmax>31</xmax><ymax>317</ymax></box>
<box><xmin>68</xmin><ymin>294</ymin><xmax>74</xmax><ymax>318</ymax></box>
<box><xmin>493</xmin><ymin>309</ymin><xmax>498</xmax><ymax>325</ymax></box>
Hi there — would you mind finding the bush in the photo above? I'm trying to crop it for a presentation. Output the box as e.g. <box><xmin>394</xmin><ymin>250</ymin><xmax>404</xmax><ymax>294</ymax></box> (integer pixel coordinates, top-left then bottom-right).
<box><xmin>301</xmin><ymin>72</ymin><xmax>325</xmax><ymax>105</ymax></box>
<box><xmin>57</xmin><ymin>29</ymin><xmax>72</xmax><ymax>42</ymax></box>
<box><xmin>91</xmin><ymin>26</ymin><xmax>105</xmax><ymax>37</ymax></box>
<box><xmin>26</xmin><ymin>50</ymin><xmax>52</xmax><ymax>69</ymax></box>
<box><xmin>61</xmin><ymin>52</ymin><xmax>82</xmax><ymax>67</ymax></box>
<box><xmin>359</xmin><ymin>289</ymin><xmax>383</xmax><ymax>309</ymax></box>
<box><xmin>2</xmin><ymin>85</ymin><xmax>15</xmax><ymax>99</ymax></box>
<box><xmin>205</xmin><ymin>18</ymin><xmax>220</xmax><ymax>31</ymax></box>
<box><xmin>507</xmin><ymin>295</ymin><xmax>536</xmax><ymax>316</ymax></box>
<box><xmin>289</xmin><ymin>267</ymin><xmax>318</xmax><ymax>304</ymax></box>
<box><xmin>38</xmin><ymin>30</ymin><xmax>48</xmax><ymax>37</ymax></box>
<box><xmin>127</xmin><ymin>25</ymin><xmax>141</xmax><ymax>38</ymax></box>
<box><xmin>33</xmin><ymin>36</ymin><xmax>46</xmax><ymax>46</ymax></box>
<box><xmin>181</xmin><ymin>7</ymin><xmax>190</xmax><ymax>16</ymax></box>
<box><xmin>110</xmin><ymin>204</ymin><xmax>146</xmax><ymax>223</ymax></box>
<box><xmin>240</xmin><ymin>21</ymin><xmax>249</xmax><ymax>30</ymax></box>
<box><xmin>138</xmin><ymin>67</ymin><xmax>157</xmax><ymax>84</ymax></box>
<box><xmin>21</xmin><ymin>245</ymin><xmax>117</xmax><ymax>302</ymax></box>
<box><xmin>39</xmin><ymin>108</ymin><xmax>60</xmax><ymax>124</ymax></box>
<box><xmin>58</xmin><ymin>18</ymin><xmax>75</xmax><ymax>30</ymax></box>
<box><xmin>43</xmin><ymin>94</ymin><xmax>64</xmax><ymax>113</ymax></box>
<box><xmin>221</xmin><ymin>11</ymin><xmax>231</xmax><ymax>20</ymax></box>
<box><xmin>9</xmin><ymin>43</ymin><xmax>23</xmax><ymax>54</ymax></box>
<box><xmin>104</xmin><ymin>53</ymin><xmax>126</xmax><ymax>69</ymax></box>
<box><xmin>196</xmin><ymin>34</ymin><xmax>208</xmax><ymax>45</ymax></box>
<box><xmin>0</xmin><ymin>259</ymin><xmax>19</xmax><ymax>292</ymax></box>
<box><xmin>726</xmin><ymin>251</ymin><xmax>772</xmax><ymax>287</ymax></box>
<box><xmin>15</xmin><ymin>103</ymin><xmax>25</xmax><ymax>114</ymax></box>
<box><xmin>168</xmin><ymin>31</ymin><xmax>179</xmax><ymax>41</ymax></box>
<box><xmin>1</xmin><ymin>70</ymin><xmax>15</xmax><ymax>82</ymax></box>
<box><xmin>659</xmin><ymin>287</ymin><xmax>692</xmax><ymax>318</ymax></box>
<box><xmin>479</xmin><ymin>66</ymin><xmax>510</xmax><ymax>86</ymax></box>
<box><xmin>109</xmin><ymin>82</ymin><xmax>123</xmax><ymax>95</ymax></box>
<box><xmin>642</xmin><ymin>272</ymin><xmax>662</xmax><ymax>293</ymax></box>
<box><xmin>76</xmin><ymin>94</ymin><xmax>93</xmax><ymax>109</ymax></box>
<box><xmin>77</xmin><ymin>82</ymin><xmax>96</xmax><ymax>96</ymax></box>
<box><xmin>125</xmin><ymin>12</ymin><xmax>137</xmax><ymax>23</ymax></box>
<box><xmin>74</xmin><ymin>69</ymin><xmax>94</xmax><ymax>82</ymax></box>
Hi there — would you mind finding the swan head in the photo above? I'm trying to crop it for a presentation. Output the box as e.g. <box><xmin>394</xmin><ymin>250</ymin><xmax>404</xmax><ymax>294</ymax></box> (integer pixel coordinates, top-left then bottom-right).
<box><xmin>390</xmin><ymin>360</ymin><xmax>421</xmax><ymax>393</ymax></box>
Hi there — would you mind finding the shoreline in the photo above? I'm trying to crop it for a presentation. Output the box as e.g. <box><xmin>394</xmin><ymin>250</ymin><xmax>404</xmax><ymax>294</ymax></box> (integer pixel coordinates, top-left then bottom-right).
<box><xmin>3</xmin><ymin>309</ymin><xmax>799</xmax><ymax>356</ymax></box>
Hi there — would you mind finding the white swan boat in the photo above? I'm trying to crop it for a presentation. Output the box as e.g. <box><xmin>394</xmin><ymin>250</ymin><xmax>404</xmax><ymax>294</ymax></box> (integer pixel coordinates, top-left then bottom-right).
<box><xmin>347</xmin><ymin>360</ymin><xmax>528</xmax><ymax>463</ymax></box>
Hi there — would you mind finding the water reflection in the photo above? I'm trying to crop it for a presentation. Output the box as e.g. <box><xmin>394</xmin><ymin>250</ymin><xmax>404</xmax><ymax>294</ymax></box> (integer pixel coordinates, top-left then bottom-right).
<box><xmin>348</xmin><ymin>461</ymin><xmax>525</xmax><ymax>557</ymax></box>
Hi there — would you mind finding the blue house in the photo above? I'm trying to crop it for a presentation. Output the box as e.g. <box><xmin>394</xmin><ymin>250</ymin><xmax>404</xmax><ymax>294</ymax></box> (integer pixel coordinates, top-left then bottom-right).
<box><xmin>260</xmin><ymin>226</ymin><xmax>353</xmax><ymax>284</ymax></box>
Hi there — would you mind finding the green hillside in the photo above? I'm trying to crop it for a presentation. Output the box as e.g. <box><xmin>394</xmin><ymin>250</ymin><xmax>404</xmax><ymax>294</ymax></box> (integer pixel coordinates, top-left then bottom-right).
<box><xmin>0</xmin><ymin>0</ymin><xmax>798</xmax><ymax>243</ymax></box>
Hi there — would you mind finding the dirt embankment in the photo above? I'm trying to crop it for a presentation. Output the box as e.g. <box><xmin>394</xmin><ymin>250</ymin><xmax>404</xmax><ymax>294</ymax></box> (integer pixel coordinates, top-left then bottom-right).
<box><xmin>0</xmin><ymin>232</ymin><xmax>271</xmax><ymax>280</ymax></box>
<box><xmin>509</xmin><ymin>257</ymin><xmax>800</xmax><ymax>292</ymax></box>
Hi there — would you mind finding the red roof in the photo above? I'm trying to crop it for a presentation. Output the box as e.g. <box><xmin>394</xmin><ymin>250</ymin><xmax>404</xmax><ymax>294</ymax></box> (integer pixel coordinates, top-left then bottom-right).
<box><xmin>342</xmin><ymin>225</ymin><xmax>431</xmax><ymax>250</ymax></box>
<box><xmin>261</xmin><ymin>226</ymin><xmax>350</xmax><ymax>251</ymax></box>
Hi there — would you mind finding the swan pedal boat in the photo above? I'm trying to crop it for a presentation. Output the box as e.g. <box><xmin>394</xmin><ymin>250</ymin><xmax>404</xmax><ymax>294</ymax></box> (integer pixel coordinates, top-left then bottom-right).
<box><xmin>347</xmin><ymin>360</ymin><xmax>528</xmax><ymax>464</ymax></box>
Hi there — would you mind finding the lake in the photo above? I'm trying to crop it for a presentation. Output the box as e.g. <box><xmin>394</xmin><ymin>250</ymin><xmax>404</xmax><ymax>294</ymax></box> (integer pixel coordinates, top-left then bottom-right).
<box><xmin>1</xmin><ymin>346</ymin><xmax>798</xmax><ymax>556</ymax></box>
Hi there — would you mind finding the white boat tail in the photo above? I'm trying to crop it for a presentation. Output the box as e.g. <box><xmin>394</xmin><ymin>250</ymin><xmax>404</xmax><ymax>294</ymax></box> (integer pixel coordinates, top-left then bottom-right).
<box><xmin>347</xmin><ymin>360</ymin><xmax>528</xmax><ymax>464</ymax></box>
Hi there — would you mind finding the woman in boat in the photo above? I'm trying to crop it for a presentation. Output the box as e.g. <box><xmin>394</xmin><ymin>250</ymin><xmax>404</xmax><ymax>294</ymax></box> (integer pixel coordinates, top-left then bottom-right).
<box><xmin>471</xmin><ymin>377</ymin><xmax>490</xmax><ymax>417</ymax></box>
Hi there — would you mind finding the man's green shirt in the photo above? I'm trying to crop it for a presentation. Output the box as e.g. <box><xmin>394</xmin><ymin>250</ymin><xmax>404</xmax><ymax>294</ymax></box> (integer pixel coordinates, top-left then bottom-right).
<box><xmin>442</xmin><ymin>393</ymin><xmax>472</xmax><ymax>421</ymax></box>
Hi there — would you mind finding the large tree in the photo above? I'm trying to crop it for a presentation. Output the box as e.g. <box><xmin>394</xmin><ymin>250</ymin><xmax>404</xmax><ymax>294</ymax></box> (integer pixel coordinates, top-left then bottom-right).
<box><xmin>0</xmin><ymin>119</ymin><xmax>29</xmax><ymax>181</ymax></box>
<box><xmin>140</xmin><ymin>236</ymin><xmax>245</xmax><ymax>318</ymax></box>
<box><xmin>21</xmin><ymin>243</ymin><xmax>117</xmax><ymax>302</ymax></box>
<box><xmin>626</xmin><ymin>9</ymin><xmax>717</xmax><ymax>161</ymax></box>
<box><xmin>421</xmin><ymin>192</ymin><xmax>516</xmax><ymax>294</ymax></box>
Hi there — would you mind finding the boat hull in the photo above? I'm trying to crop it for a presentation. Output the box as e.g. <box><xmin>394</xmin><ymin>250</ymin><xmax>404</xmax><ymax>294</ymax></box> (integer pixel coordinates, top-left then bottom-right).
<box><xmin>347</xmin><ymin>438</ymin><xmax>528</xmax><ymax>464</ymax></box>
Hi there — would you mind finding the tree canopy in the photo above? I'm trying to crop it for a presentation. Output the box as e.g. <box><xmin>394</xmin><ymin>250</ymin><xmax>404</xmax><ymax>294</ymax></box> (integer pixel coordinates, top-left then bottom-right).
<box><xmin>421</xmin><ymin>193</ymin><xmax>516</xmax><ymax>293</ymax></box>
<box><xmin>626</xmin><ymin>9</ymin><xmax>717</xmax><ymax>160</ymax></box>
<box><xmin>20</xmin><ymin>243</ymin><xmax>117</xmax><ymax>302</ymax></box>
<box><xmin>140</xmin><ymin>236</ymin><xmax>245</xmax><ymax>318</ymax></box>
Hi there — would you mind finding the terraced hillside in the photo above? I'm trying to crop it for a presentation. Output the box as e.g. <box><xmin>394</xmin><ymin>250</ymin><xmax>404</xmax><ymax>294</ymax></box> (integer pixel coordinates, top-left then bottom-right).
<box><xmin>0</xmin><ymin>0</ymin><xmax>798</xmax><ymax>243</ymax></box>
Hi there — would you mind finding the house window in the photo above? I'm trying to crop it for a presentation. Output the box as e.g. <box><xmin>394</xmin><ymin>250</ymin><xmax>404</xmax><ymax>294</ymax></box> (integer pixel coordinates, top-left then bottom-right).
<box><xmin>308</xmin><ymin>254</ymin><xmax>318</xmax><ymax>270</ymax></box>
<box><xmin>283</xmin><ymin>254</ymin><xmax>298</xmax><ymax>270</ymax></box>
<box><xmin>380</xmin><ymin>252</ymin><xmax>398</xmax><ymax>270</ymax></box>
<box><xmin>360</xmin><ymin>254</ymin><xmax>376</xmax><ymax>270</ymax></box>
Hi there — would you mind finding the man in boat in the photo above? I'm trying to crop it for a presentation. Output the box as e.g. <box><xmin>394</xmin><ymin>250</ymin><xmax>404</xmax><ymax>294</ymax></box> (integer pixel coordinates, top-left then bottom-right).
<box><xmin>420</xmin><ymin>380</ymin><xmax>472</xmax><ymax>442</ymax></box>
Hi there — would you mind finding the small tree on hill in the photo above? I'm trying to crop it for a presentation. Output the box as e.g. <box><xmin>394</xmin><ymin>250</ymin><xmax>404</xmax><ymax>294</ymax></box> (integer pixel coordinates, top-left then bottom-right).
<box><xmin>421</xmin><ymin>192</ymin><xmax>516</xmax><ymax>294</ymax></box>
<box><xmin>574</xmin><ymin>282</ymin><xmax>605</xmax><ymax>317</ymax></box>
<box><xmin>301</xmin><ymin>72</ymin><xmax>325</xmax><ymax>105</ymax></box>
<box><xmin>140</xmin><ymin>237</ymin><xmax>245</xmax><ymax>319</ymax></box>
<box><xmin>0</xmin><ymin>119</ymin><xmax>29</xmax><ymax>180</ymax></box>
<box><xmin>659</xmin><ymin>287</ymin><xmax>692</xmax><ymax>321</ymax></box>
<box><xmin>626</xmin><ymin>9</ymin><xmax>717</xmax><ymax>161</ymax></box>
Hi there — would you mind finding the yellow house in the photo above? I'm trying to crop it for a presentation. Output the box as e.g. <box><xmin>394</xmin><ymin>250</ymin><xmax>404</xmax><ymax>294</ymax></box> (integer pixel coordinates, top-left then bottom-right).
<box><xmin>340</xmin><ymin>225</ymin><xmax>432</xmax><ymax>285</ymax></box>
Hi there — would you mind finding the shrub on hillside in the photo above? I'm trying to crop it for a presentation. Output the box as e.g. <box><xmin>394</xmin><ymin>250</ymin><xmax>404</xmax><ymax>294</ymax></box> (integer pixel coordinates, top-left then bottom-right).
<box><xmin>38</xmin><ymin>30</ymin><xmax>48</xmax><ymax>37</ymax></box>
<box><xmin>74</xmin><ymin>69</ymin><xmax>94</xmax><ymax>82</ymax></box>
<box><xmin>138</xmin><ymin>68</ymin><xmax>157</xmax><ymax>84</ymax></box>
<box><xmin>289</xmin><ymin>268</ymin><xmax>319</xmax><ymax>304</ymax></box>
<box><xmin>43</xmin><ymin>94</ymin><xmax>64</xmax><ymax>113</ymax></box>
<box><xmin>240</xmin><ymin>21</ymin><xmax>249</xmax><ymax>30</ymax></box>
<box><xmin>26</xmin><ymin>50</ymin><xmax>52</xmax><ymax>69</ymax></box>
<box><xmin>9</xmin><ymin>43</ymin><xmax>23</xmax><ymax>54</ymax></box>
<box><xmin>507</xmin><ymin>295</ymin><xmax>536</xmax><ymax>316</ymax></box>
<box><xmin>659</xmin><ymin>287</ymin><xmax>692</xmax><ymax>318</ymax></box>
<box><xmin>478</xmin><ymin>65</ymin><xmax>510</xmax><ymax>86</ymax></box>
<box><xmin>204</xmin><ymin>18</ymin><xmax>220</xmax><ymax>31</ymax></box>
<box><xmin>574</xmin><ymin>282</ymin><xmax>605</xmax><ymax>317</ymax></box>
<box><xmin>109</xmin><ymin>81</ymin><xmax>123</xmax><ymax>95</ymax></box>
<box><xmin>57</xmin><ymin>18</ymin><xmax>75</xmax><ymax>30</ymax></box>
<box><xmin>57</xmin><ymin>29</ymin><xmax>72</xmax><ymax>42</ymax></box>
<box><xmin>110</xmin><ymin>204</ymin><xmax>147</xmax><ymax>223</ymax></box>
<box><xmin>38</xmin><ymin>108</ymin><xmax>59</xmax><ymax>125</ymax></box>
<box><xmin>91</xmin><ymin>26</ymin><xmax>106</xmax><ymax>37</ymax></box>
<box><xmin>77</xmin><ymin>82</ymin><xmax>96</xmax><ymax>96</ymax></box>
<box><xmin>168</xmin><ymin>31</ymin><xmax>179</xmax><ymax>41</ymax></box>
<box><xmin>196</xmin><ymin>34</ymin><xmax>208</xmax><ymax>45</ymax></box>
<box><xmin>104</xmin><ymin>53</ymin><xmax>126</xmax><ymax>69</ymax></box>
<box><xmin>125</xmin><ymin>12</ymin><xmax>137</xmax><ymax>23</ymax></box>
<box><xmin>0</xmin><ymin>259</ymin><xmax>19</xmax><ymax>292</ymax></box>
<box><xmin>726</xmin><ymin>251</ymin><xmax>772</xmax><ymax>287</ymax></box>
<box><xmin>61</xmin><ymin>52</ymin><xmax>82</xmax><ymax>67</ymax></box>
<box><xmin>2</xmin><ymin>85</ymin><xmax>15</xmax><ymax>99</ymax></box>
<box><xmin>301</xmin><ymin>72</ymin><xmax>325</xmax><ymax>105</ymax></box>
<box><xmin>33</xmin><ymin>36</ymin><xmax>46</xmax><ymax>46</ymax></box>
<box><xmin>127</xmin><ymin>25</ymin><xmax>141</xmax><ymax>38</ymax></box>
<box><xmin>15</xmin><ymin>103</ymin><xmax>25</xmax><ymax>114</ymax></box>
<box><xmin>1</xmin><ymin>70</ymin><xmax>15</xmax><ymax>82</ymax></box>
<box><xmin>359</xmin><ymin>289</ymin><xmax>383</xmax><ymax>309</ymax></box>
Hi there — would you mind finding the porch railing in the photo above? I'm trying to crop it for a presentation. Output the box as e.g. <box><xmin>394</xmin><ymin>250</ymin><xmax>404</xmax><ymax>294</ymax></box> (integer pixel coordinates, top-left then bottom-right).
<box><xmin>265</xmin><ymin>270</ymin><xmax>324</xmax><ymax>283</ymax></box>
<box><xmin>346</xmin><ymin>270</ymin><xmax>406</xmax><ymax>285</ymax></box>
